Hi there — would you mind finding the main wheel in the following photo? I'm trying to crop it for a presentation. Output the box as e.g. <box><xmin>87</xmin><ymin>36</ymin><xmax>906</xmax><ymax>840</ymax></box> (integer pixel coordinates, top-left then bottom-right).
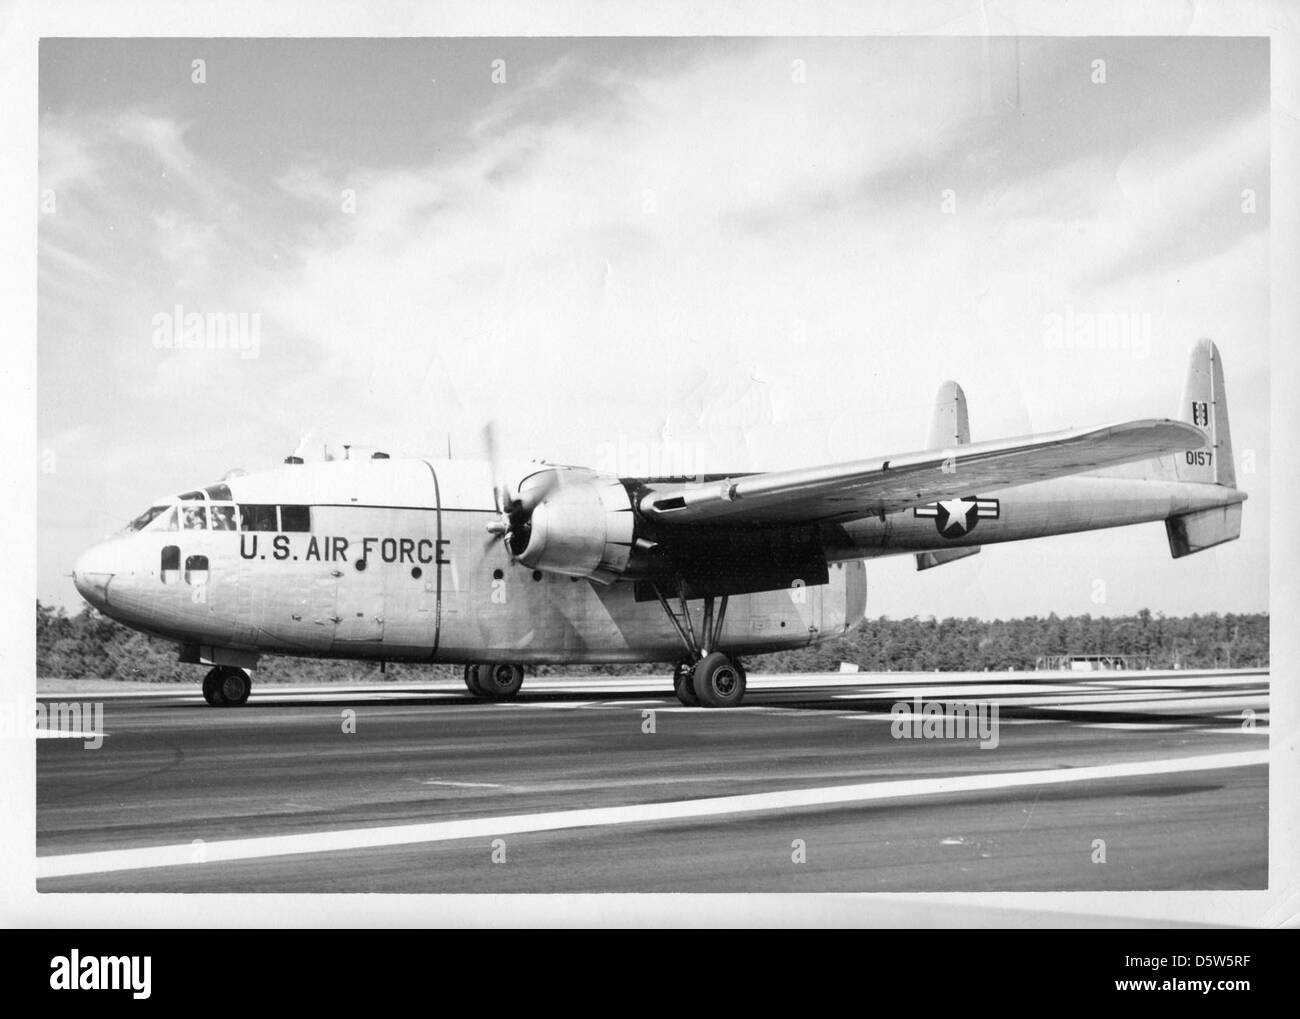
<box><xmin>202</xmin><ymin>667</ymin><xmax>226</xmax><ymax>706</ymax></box>
<box><xmin>217</xmin><ymin>667</ymin><xmax>251</xmax><ymax>707</ymax></box>
<box><xmin>478</xmin><ymin>663</ymin><xmax>524</xmax><ymax>701</ymax></box>
<box><xmin>692</xmin><ymin>652</ymin><xmax>746</xmax><ymax>708</ymax></box>
<box><xmin>673</xmin><ymin>662</ymin><xmax>699</xmax><ymax>706</ymax></box>
<box><xmin>463</xmin><ymin>663</ymin><xmax>486</xmax><ymax>696</ymax></box>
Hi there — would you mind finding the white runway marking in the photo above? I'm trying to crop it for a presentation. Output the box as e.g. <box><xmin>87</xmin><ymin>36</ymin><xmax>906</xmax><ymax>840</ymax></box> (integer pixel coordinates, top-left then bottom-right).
<box><xmin>36</xmin><ymin>749</ymin><xmax>1267</xmax><ymax>880</ymax></box>
<box><xmin>1190</xmin><ymin>726</ymin><xmax>1267</xmax><ymax>736</ymax></box>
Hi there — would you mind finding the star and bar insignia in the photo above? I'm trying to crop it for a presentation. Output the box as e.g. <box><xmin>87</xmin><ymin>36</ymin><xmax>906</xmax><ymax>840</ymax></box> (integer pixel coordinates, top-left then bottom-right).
<box><xmin>914</xmin><ymin>496</ymin><xmax>1000</xmax><ymax>537</ymax></box>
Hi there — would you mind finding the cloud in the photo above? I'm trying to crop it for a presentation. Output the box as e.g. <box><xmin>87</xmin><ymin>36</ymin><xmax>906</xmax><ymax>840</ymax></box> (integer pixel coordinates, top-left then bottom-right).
<box><xmin>38</xmin><ymin>118</ymin><xmax>100</xmax><ymax>195</ymax></box>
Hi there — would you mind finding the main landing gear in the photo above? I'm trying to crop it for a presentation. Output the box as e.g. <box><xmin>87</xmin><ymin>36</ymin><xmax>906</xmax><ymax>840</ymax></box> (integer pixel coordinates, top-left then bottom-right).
<box><xmin>202</xmin><ymin>665</ymin><xmax>252</xmax><ymax>707</ymax></box>
<box><xmin>463</xmin><ymin>663</ymin><xmax>526</xmax><ymax>701</ymax></box>
<box><xmin>654</xmin><ymin>583</ymin><xmax>747</xmax><ymax>708</ymax></box>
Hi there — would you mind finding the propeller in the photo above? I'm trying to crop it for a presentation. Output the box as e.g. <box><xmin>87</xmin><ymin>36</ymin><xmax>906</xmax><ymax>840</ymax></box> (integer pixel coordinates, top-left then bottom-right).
<box><xmin>480</xmin><ymin>420</ymin><xmax>561</xmax><ymax>558</ymax></box>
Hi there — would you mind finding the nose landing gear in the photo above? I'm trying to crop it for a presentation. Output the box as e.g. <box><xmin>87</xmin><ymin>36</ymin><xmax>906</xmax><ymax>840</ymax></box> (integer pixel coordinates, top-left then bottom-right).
<box><xmin>202</xmin><ymin>666</ymin><xmax>251</xmax><ymax>707</ymax></box>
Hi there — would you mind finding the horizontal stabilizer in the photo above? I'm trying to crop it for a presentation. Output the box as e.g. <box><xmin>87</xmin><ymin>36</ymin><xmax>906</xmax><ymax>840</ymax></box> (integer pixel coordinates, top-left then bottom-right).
<box><xmin>915</xmin><ymin>546</ymin><xmax>981</xmax><ymax>571</ymax></box>
<box><xmin>1166</xmin><ymin>503</ymin><xmax>1242</xmax><ymax>558</ymax></box>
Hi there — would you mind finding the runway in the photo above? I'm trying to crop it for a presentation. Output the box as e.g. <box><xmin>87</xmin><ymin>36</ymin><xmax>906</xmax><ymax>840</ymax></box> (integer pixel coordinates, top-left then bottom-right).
<box><xmin>35</xmin><ymin>669</ymin><xmax>1268</xmax><ymax>893</ymax></box>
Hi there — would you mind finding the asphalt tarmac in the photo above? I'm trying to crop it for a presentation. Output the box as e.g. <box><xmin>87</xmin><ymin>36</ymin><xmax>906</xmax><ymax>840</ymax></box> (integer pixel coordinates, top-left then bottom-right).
<box><xmin>35</xmin><ymin>669</ymin><xmax>1268</xmax><ymax>893</ymax></box>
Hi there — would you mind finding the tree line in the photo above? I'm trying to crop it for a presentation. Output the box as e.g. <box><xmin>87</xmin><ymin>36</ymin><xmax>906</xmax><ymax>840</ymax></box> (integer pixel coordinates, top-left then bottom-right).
<box><xmin>36</xmin><ymin>601</ymin><xmax>1268</xmax><ymax>683</ymax></box>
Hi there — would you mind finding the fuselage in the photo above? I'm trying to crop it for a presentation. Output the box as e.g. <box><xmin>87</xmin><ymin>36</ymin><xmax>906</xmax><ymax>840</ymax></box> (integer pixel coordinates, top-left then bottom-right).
<box><xmin>71</xmin><ymin>454</ymin><xmax>1242</xmax><ymax>667</ymax></box>
<box><xmin>71</xmin><ymin>457</ymin><xmax>865</xmax><ymax>666</ymax></box>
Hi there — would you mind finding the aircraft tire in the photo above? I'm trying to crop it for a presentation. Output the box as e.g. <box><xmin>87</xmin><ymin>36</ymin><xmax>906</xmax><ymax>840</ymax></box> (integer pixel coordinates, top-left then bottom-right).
<box><xmin>202</xmin><ymin>667</ymin><xmax>225</xmax><ymax>706</ymax></box>
<box><xmin>464</xmin><ymin>664</ymin><xmax>486</xmax><ymax>697</ymax></box>
<box><xmin>217</xmin><ymin>667</ymin><xmax>251</xmax><ymax>707</ymax></box>
<box><xmin>479</xmin><ymin>663</ymin><xmax>524</xmax><ymax>701</ymax></box>
<box><xmin>673</xmin><ymin>662</ymin><xmax>699</xmax><ymax>706</ymax></box>
<box><xmin>692</xmin><ymin>652</ymin><xmax>746</xmax><ymax>708</ymax></box>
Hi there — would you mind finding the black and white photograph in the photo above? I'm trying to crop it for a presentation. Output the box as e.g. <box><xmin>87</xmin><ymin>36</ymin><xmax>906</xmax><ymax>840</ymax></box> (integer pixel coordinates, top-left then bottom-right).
<box><xmin>4</xmin><ymin>1</ymin><xmax>1297</xmax><ymax>941</ymax></box>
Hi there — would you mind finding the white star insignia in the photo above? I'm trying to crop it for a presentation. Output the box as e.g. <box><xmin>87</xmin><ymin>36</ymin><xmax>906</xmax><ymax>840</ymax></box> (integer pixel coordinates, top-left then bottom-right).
<box><xmin>938</xmin><ymin>498</ymin><xmax>974</xmax><ymax>534</ymax></box>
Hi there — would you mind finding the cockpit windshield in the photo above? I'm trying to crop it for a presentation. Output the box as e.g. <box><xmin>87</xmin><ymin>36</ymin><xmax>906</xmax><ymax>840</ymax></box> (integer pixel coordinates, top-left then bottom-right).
<box><xmin>124</xmin><ymin>493</ymin><xmax>243</xmax><ymax>534</ymax></box>
<box><xmin>125</xmin><ymin>505</ymin><xmax>179</xmax><ymax>533</ymax></box>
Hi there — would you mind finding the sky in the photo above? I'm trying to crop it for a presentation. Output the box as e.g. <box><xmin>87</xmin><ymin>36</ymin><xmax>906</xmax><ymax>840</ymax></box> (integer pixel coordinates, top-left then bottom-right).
<box><xmin>37</xmin><ymin>36</ymin><xmax>1270</xmax><ymax>618</ymax></box>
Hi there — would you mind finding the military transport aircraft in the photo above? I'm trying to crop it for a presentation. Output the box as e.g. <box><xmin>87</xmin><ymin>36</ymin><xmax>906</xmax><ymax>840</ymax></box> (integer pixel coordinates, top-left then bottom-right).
<box><xmin>73</xmin><ymin>339</ymin><xmax>1245</xmax><ymax>708</ymax></box>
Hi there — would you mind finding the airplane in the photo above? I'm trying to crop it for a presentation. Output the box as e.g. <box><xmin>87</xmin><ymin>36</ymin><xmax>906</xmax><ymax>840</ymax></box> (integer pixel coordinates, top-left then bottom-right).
<box><xmin>72</xmin><ymin>339</ymin><xmax>1245</xmax><ymax>708</ymax></box>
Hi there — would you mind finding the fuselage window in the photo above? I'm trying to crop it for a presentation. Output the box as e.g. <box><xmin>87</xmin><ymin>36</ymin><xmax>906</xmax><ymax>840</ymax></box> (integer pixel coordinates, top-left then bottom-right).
<box><xmin>238</xmin><ymin>504</ymin><xmax>278</xmax><ymax>531</ymax></box>
<box><xmin>160</xmin><ymin>545</ymin><xmax>180</xmax><ymax>584</ymax></box>
<box><xmin>279</xmin><ymin>505</ymin><xmax>311</xmax><ymax>532</ymax></box>
<box><xmin>210</xmin><ymin>505</ymin><xmax>237</xmax><ymax>531</ymax></box>
<box><xmin>185</xmin><ymin>554</ymin><xmax>209</xmax><ymax>585</ymax></box>
<box><xmin>182</xmin><ymin>506</ymin><xmax>208</xmax><ymax>530</ymax></box>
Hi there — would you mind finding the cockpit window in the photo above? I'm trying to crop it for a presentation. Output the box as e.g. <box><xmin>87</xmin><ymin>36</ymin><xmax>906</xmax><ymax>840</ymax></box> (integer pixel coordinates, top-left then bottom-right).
<box><xmin>147</xmin><ymin>507</ymin><xmax>178</xmax><ymax>532</ymax></box>
<box><xmin>210</xmin><ymin>504</ymin><xmax>237</xmax><ymax>531</ymax></box>
<box><xmin>181</xmin><ymin>505</ymin><xmax>208</xmax><ymax>530</ymax></box>
<box><xmin>127</xmin><ymin>505</ymin><xmax>170</xmax><ymax>532</ymax></box>
<box><xmin>178</xmin><ymin>490</ymin><xmax>205</xmax><ymax>501</ymax></box>
<box><xmin>204</xmin><ymin>483</ymin><xmax>233</xmax><ymax>501</ymax></box>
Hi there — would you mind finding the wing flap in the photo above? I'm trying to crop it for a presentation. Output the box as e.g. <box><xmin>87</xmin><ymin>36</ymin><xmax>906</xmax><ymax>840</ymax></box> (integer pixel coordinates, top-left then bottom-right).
<box><xmin>639</xmin><ymin>419</ymin><xmax>1205</xmax><ymax>526</ymax></box>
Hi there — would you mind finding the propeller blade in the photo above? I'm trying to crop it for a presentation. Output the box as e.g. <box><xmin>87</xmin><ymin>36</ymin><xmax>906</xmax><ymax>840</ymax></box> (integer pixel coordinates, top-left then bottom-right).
<box><xmin>513</xmin><ymin>467</ymin><xmax>562</xmax><ymax>514</ymax></box>
<box><xmin>481</xmin><ymin>420</ymin><xmax>503</xmax><ymax>494</ymax></box>
<box><xmin>481</xmin><ymin>421</ymin><xmax>510</xmax><ymax>550</ymax></box>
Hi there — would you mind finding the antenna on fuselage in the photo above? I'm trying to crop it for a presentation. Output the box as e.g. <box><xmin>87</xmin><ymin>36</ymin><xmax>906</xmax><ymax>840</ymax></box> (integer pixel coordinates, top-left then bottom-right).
<box><xmin>446</xmin><ymin>433</ymin><xmax>452</xmax><ymax>459</ymax></box>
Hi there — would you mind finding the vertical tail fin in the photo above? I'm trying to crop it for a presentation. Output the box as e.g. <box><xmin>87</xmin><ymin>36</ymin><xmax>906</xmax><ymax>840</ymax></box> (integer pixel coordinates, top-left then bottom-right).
<box><xmin>916</xmin><ymin>381</ymin><xmax>981</xmax><ymax>571</ymax></box>
<box><xmin>1164</xmin><ymin>338</ymin><xmax>1244</xmax><ymax>558</ymax></box>
<box><xmin>927</xmin><ymin>379</ymin><xmax>970</xmax><ymax>450</ymax></box>
<box><xmin>1175</xmin><ymin>337</ymin><xmax>1235</xmax><ymax>487</ymax></box>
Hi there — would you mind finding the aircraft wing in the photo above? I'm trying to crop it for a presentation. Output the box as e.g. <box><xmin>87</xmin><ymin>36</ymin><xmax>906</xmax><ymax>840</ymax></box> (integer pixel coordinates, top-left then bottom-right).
<box><xmin>637</xmin><ymin>419</ymin><xmax>1206</xmax><ymax>527</ymax></box>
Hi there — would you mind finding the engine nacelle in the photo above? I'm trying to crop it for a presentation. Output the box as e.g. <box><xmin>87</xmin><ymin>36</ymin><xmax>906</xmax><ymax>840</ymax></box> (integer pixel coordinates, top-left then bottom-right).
<box><xmin>515</xmin><ymin>471</ymin><xmax>635</xmax><ymax>583</ymax></box>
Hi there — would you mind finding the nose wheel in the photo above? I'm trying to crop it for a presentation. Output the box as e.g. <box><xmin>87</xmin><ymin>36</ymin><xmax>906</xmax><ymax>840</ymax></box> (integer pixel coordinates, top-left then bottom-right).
<box><xmin>202</xmin><ymin>666</ymin><xmax>251</xmax><ymax>707</ymax></box>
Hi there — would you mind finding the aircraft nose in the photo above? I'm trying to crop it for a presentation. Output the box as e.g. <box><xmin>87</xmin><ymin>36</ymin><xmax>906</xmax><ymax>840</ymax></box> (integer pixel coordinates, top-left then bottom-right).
<box><xmin>73</xmin><ymin>541</ymin><xmax>121</xmax><ymax>609</ymax></box>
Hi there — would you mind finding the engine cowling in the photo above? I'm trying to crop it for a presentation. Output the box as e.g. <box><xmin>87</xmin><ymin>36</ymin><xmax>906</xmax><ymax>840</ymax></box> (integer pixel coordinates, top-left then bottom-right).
<box><xmin>514</xmin><ymin>471</ymin><xmax>635</xmax><ymax>582</ymax></box>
